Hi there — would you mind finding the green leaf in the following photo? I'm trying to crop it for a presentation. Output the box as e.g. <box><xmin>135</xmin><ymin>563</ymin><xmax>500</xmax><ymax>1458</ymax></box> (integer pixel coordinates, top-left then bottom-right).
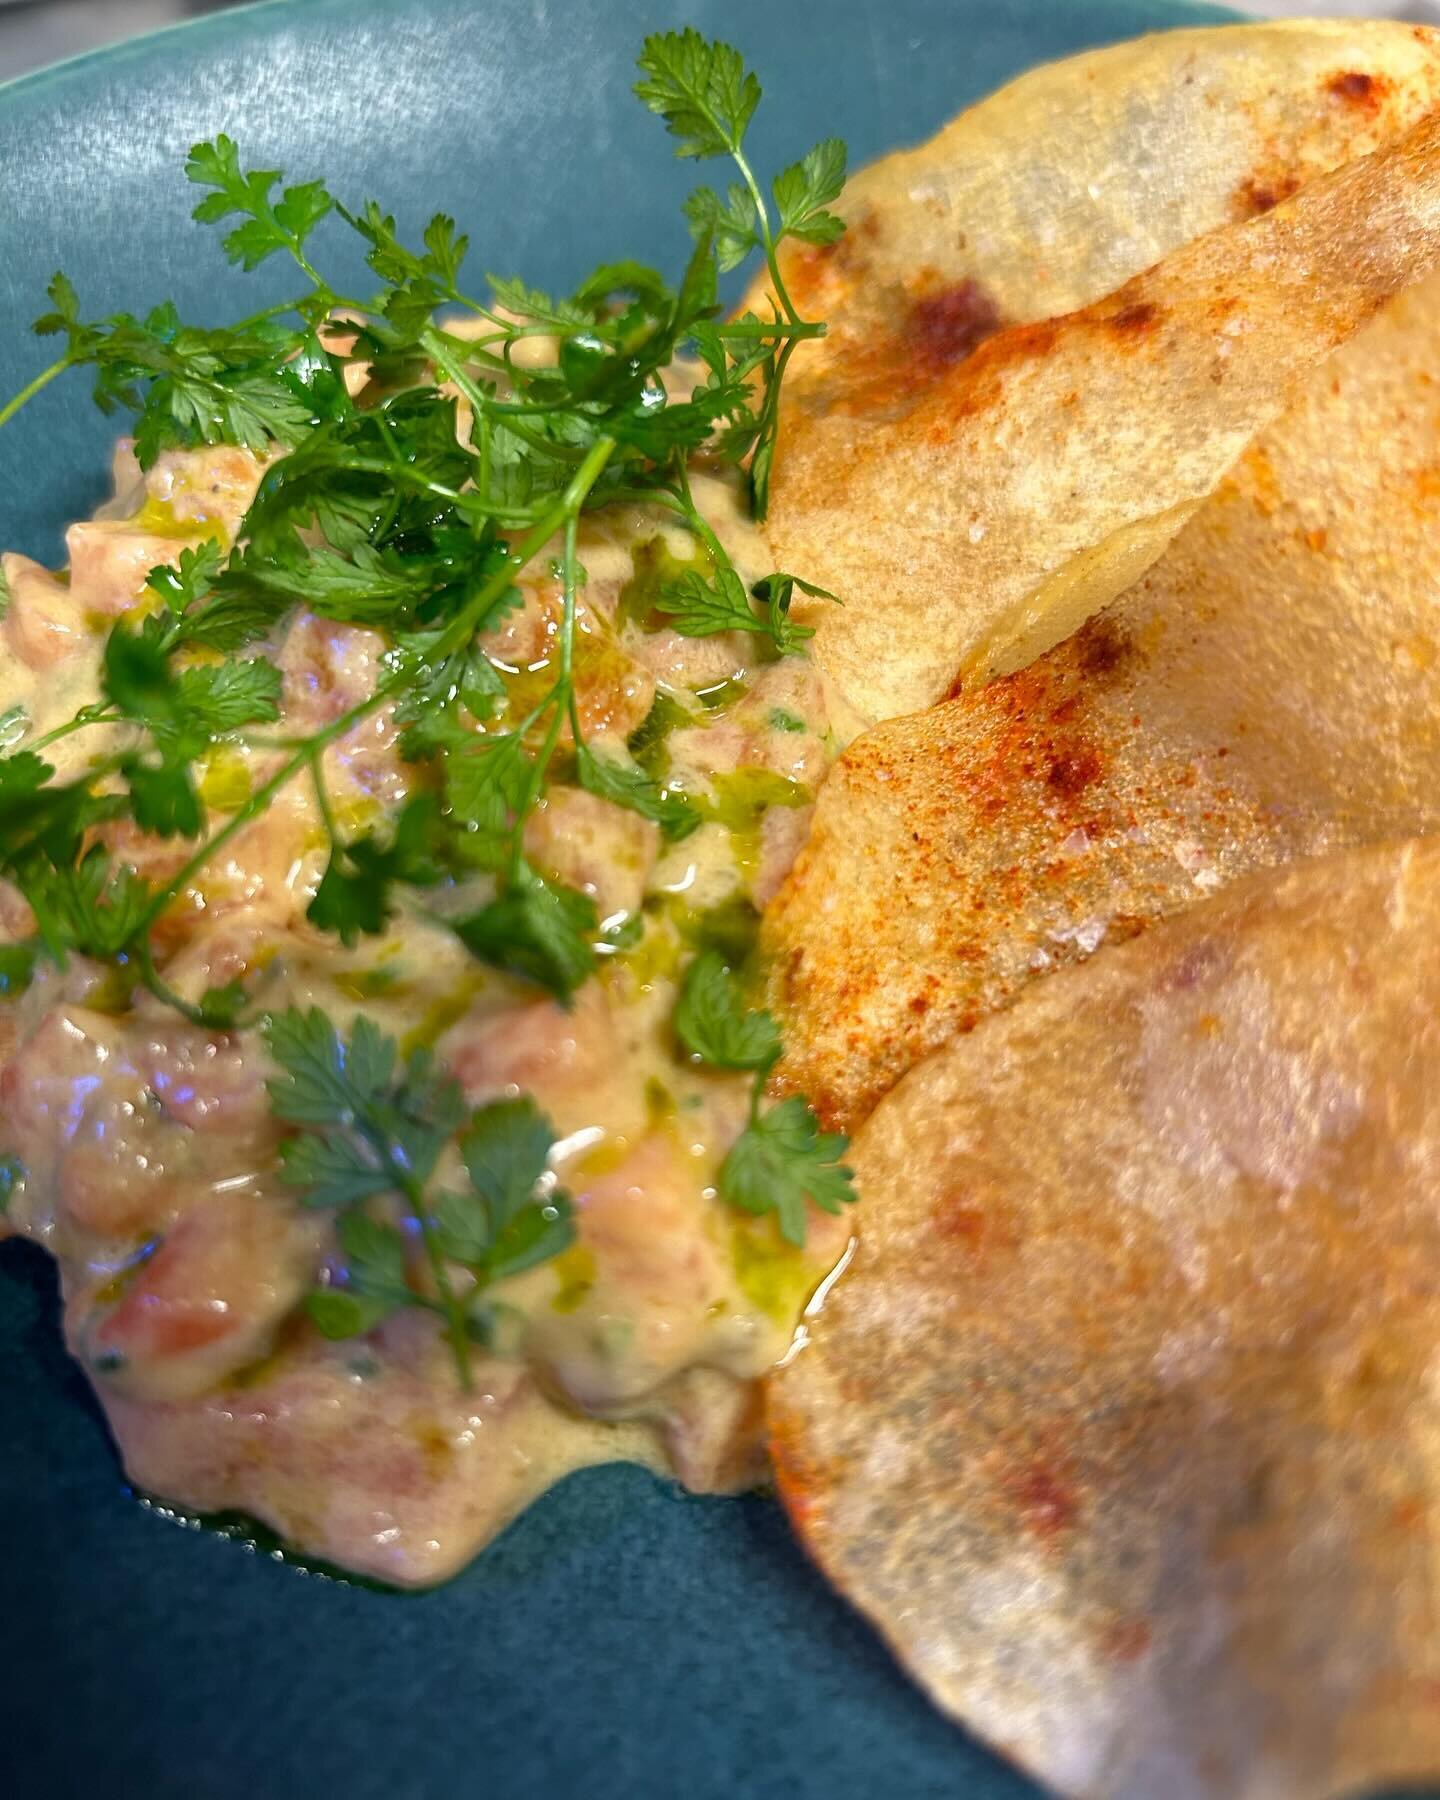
<box><xmin>575</xmin><ymin>743</ymin><xmax>700</xmax><ymax>842</ymax></box>
<box><xmin>683</xmin><ymin>184</ymin><xmax>760</xmax><ymax>273</ymax></box>
<box><xmin>571</xmin><ymin>261</ymin><xmax>674</xmax><ymax>316</ymax></box>
<box><xmin>179</xmin><ymin>589</ymin><xmax>292</xmax><ymax>653</ymax></box>
<box><xmin>146</xmin><ymin>539</ymin><xmax>226</xmax><ymax>616</ymax></box>
<box><xmin>306</xmin><ymin>1288</ymin><xmax>389</xmax><ymax>1339</ymax></box>
<box><xmin>103</xmin><ymin>623</ymin><xmax>177</xmax><ymax>729</ymax></box>
<box><xmin>750</xmin><ymin>570</ymin><xmax>833</xmax><ymax>655</ymax></box>
<box><xmin>339</xmin><ymin>1210</ymin><xmax>413</xmax><ymax>1305</ymax></box>
<box><xmin>422</xmin><ymin>212</ymin><xmax>469</xmax><ymax>289</ymax></box>
<box><xmin>0</xmin><ymin>943</ymin><xmax>37</xmax><ymax>1000</ymax></box>
<box><xmin>186</xmin><ymin>136</ymin><xmax>333</xmax><ymax>271</ymax></box>
<box><xmin>453</xmin><ymin>864</ymin><xmax>597</xmax><ymax>1000</ymax></box>
<box><xmin>626</xmin><ymin>689</ymin><xmax>694</xmax><ymax>779</ymax></box>
<box><xmin>15</xmin><ymin>853</ymin><xmax>153</xmax><ymax>964</ymax></box>
<box><xmin>634</xmin><ymin>30</ymin><xmax>761</xmax><ymax>160</ymax></box>
<box><xmin>340</xmin><ymin>200</ymin><xmax>465</xmax><ymax>322</ymax></box>
<box><xmin>773</xmin><ymin>137</ymin><xmax>847</xmax><ymax>246</ymax></box>
<box><xmin>307</xmin><ymin>793</ymin><xmax>449</xmax><ymax>946</ymax></box>
<box><xmin>432</xmin><ymin>1188</ymin><xmax>494</xmax><ymax>1267</ymax></box>
<box><xmin>197</xmin><ymin>978</ymin><xmax>248</xmax><ymax>1029</ymax></box>
<box><xmin>274</xmin><ymin>179</ymin><xmax>333</xmax><ymax>245</ymax></box>
<box><xmin>674</xmin><ymin>228</ymin><xmax>720</xmax><ymax>333</ymax></box>
<box><xmin>432</xmin><ymin>1100</ymin><xmax>573</xmax><ymax>1284</ymax></box>
<box><xmin>394</xmin><ymin>611</ymin><xmax>517</xmax><ymax>758</ymax></box>
<box><xmin>264</xmin><ymin>1006</ymin><xmax>397</xmax><ymax>1126</ymax></box>
<box><xmin>0</xmin><ymin>754</ymin><xmax>120</xmax><ymax>873</ymax></box>
<box><xmin>655</xmin><ymin>565</ymin><xmax>758</xmax><ymax>637</ymax></box>
<box><xmin>173</xmin><ymin>657</ymin><xmax>282</xmax><ymax>734</ymax></box>
<box><xmin>675</xmin><ymin>893</ymin><xmax>761</xmax><ymax>965</ymax></box>
<box><xmin>394</xmin><ymin>1050</ymin><xmax>466</xmax><ymax>1170</ymax></box>
<box><xmin>0</xmin><ymin>750</ymin><xmax>51</xmax><ymax>815</ymax></box>
<box><xmin>435</xmin><ymin>1181</ymin><xmax>574</xmax><ymax>1284</ymax></box>
<box><xmin>442</xmin><ymin>733</ymin><xmax>529</xmax><ymax>839</ymax></box>
<box><xmin>484</xmin><ymin>274</ymin><xmax>586</xmax><ymax>331</ymax></box>
<box><xmin>719</xmin><ymin>1095</ymin><xmax>856</xmax><ymax>1246</ymax></box>
<box><xmin>148</xmin><ymin>365</ymin><xmax>316</xmax><ymax>465</ymax></box>
<box><xmin>460</xmin><ymin>1097</ymin><xmax>556</xmax><ymax>1227</ymax></box>
<box><xmin>657</xmin><ymin>560</ymin><xmax>818</xmax><ymax>655</ymax></box>
<box><xmin>124</xmin><ymin>756</ymin><xmax>203</xmax><ymax>839</ymax></box>
<box><xmin>486</xmin><ymin>1195</ymin><xmax>574</xmax><ymax>1283</ymax></box>
<box><xmin>674</xmin><ymin>949</ymin><xmax>781</xmax><ymax>1071</ymax></box>
<box><xmin>33</xmin><ymin>270</ymin><xmax>80</xmax><ymax>336</ymax></box>
<box><xmin>218</xmin><ymin>540</ymin><xmax>434</xmax><ymax>627</ymax></box>
<box><xmin>280</xmin><ymin>1130</ymin><xmax>392</xmax><ymax>1208</ymax></box>
<box><xmin>308</xmin><ymin>838</ymin><xmax>395</xmax><ymax>944</ymax></box>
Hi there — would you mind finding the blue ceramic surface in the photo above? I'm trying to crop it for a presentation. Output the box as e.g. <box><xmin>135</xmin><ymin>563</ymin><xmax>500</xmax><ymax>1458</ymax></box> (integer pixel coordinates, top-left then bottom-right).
<box><xmin>0</xmin><ymin>4</ymin><xmax>1252</xmax><ymax>1796</ymax></box>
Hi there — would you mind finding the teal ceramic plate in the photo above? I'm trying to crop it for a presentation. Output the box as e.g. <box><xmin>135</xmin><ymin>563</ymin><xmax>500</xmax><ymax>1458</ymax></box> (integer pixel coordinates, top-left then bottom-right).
<box><xmin>0</xmin><ymin>3</ymin><xmax>1240</xmax><ymax>1796</ymax></box>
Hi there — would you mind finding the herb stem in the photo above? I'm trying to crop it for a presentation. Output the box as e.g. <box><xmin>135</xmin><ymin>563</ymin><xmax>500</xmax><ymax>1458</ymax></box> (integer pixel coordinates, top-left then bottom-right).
<box><xmin>732</xmin><ymin>146</ymin><xmax>799</xmax><ymax>325</ymax></box>
<box><xmin>508</xmin><ymin>702</ymin><xmax>566</xmax><ymax>881</ymax></box>
<box><xmin>134</xmin><ymin>938</ymin><xmax>212</xmax><ymax>1029</ymax></box>
<box><xmin>308</xmin><ymin>746</ymin><xmax>339</xmax><ymax>850</ymax></box>
<box><xmin>501</xmin><ymin>454</ymin><xmax>611</xmax><ymax>880</ymax></box>
<box><xmin>231</xmin><ymin>298</ymin><xmax>309</xmax><ymax>334</ymax></box>
<box><xmin>401</xmin><ymin>1168</ymin><xmax>473</xmax><ymax>1389</ymax></box>
<box><xmin>418</xmin><ymin>329</ymin><xmax>584</xmax><ymax>456</ymax></box>
<box><xmin>26</xmin><ymin>705</ymin><xmax>122</xmax><ymax>754</ymax></box>
<box><xmin>0</xmin><ymin>355</ymin><xmax>70</xmax><ymax>430</ymax></box>
<box><xmin>712</xmin><ymin>319</ymin><xmax>824</xmax><ymax>341</ymax></box>
<box><xmin>672</xmin><ymin>464</ymin><xmax>738</xmax><ymax>576</ymax></box>
<box><xmin>134</xmin><ymin>434</ymin><xmax>618</xmax><ymax>939</ymax></box>
<box><xmin>134</xmin><ymin>692</ymin><xmax>383</xmax><ymax>936</ymax></box>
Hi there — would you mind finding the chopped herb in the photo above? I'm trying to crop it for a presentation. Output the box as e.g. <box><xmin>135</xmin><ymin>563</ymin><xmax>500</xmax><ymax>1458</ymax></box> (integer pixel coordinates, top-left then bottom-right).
<box><xmin>675</xmin><ymin>949</ymin><xmax>780</xmax><ymax>1070</ymax></box>
<box><xmin>721</xmin><ymin>1095</ymin><xmax>856</xmax><ymax>1247</ymax></box>
<box><xmin>0</xmin><ymin>943</ymin><xmax>36</xmax><ymax>999</ymax></box>
<box><xmin>453</xmin><ymin>862</ymin><xmax>599</xmax><ymax>1001</ymax></box>
<box><xmin>575</xmin><ymin>742</ymin><xmax>701</xmax><ymax>842</ymax></box>
<box><xmin>268</xmin><ymin>1008</ymin><xmax>573</xmax><ymax>1385</ymax></box>
<box><xmin>675</xmin><ymin>893</ymin><xmax>761</xmax><ymax>964</ymax></box>
<box><xmin>0</xmin><ymin>30</ymin><xmax>855</xmax><ymax>1380</ymax></box>
<box><xmin>627</xmin><ymin>690</ymin><xmax>695</xmax><ymax>777</ymax></box>
<box><xmin>671</xmin><ymin>949</ymin><xmax>856</xmax><ymax>1245</ymax></box>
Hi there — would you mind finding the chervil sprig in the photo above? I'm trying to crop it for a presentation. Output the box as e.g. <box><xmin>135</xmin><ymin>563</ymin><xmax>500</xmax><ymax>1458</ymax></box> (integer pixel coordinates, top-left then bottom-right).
<box><xmin>674</xmin><ymin>950</ymin><xmax>856</xmax><ymax>1244</ymax></box>
<box><xmin>0</xmin><ymin>32</ymin><xmax>854</xmax><ymax>1271</ymax></box>
<box><xmin>721</xmin><ymin>1096</ymin><xmax>856</xmax><ymax>1247</ymax></box>
<box><xmin>635</xmin><ymin>27</ymin><xmax>847</xmax><ymax>514</ymax></box>
<box><xmin>266</xmin><ymin>1008</ymin><xmax>574</xmax><ymax>1386</ymax></box>
<box><xmin>185</xmin><ymin>135</ymin><xmax>335</xmax><ymax>289</ymax></box>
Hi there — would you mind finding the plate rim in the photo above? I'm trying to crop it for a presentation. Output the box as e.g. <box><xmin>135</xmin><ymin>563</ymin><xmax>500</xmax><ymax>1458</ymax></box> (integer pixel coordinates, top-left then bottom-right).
<box><xmin>0</xmin><ymin>0</ymin><xmax>344</xmax><ymax>103</ymax></box>
<box><xmin>0</xmin><ymin>0</ymin><xmax>1248</xmax><ymax>109</ymax></box>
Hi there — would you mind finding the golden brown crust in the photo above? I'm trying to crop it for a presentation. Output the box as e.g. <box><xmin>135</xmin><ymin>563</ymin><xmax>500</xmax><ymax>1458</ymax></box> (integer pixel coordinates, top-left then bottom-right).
<box><xmin>749</xmin><ymin>22</ymin><xmax>1440</xmax><ymax>721</ymax></box>
<box><xmin>765</xmin><ymin>267</ymin><xmax>1440</xmax><ymax>1133</ymax></box>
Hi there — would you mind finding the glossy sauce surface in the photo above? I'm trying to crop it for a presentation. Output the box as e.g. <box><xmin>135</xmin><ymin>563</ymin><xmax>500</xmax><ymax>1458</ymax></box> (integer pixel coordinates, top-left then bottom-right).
<box><xmin>0</xmin><ymin>435</ymin><xmax>850</xmax><ymax>1585</ymax></box>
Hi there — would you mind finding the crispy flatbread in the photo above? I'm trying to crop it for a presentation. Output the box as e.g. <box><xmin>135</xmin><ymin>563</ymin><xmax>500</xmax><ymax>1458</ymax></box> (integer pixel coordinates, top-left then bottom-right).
<box><xmin>764</xmin><ymin>267</ymin><xmax>1440</xmax><ymax>1133</ymax></box>
<box><xmin>770</xmin><ymin>836</ymin><xmax>1440</xmax><ymax>1800</ymax></box>
<box><xmin>754</xmin><ymin>21</ymin><xmax>1440</xmax><ymax>719</ymax></box>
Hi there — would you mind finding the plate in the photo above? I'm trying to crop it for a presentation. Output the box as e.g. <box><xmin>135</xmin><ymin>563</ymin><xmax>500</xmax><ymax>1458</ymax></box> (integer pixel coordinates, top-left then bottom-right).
<box><xmin>0</xmin><ymin>3</ymin><xmax>1239</xmax><ymax>1796</ymax></box>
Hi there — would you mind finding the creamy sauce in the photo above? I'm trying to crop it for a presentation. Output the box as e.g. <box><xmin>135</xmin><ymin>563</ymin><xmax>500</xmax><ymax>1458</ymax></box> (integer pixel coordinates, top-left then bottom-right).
<box><xmin>0</xmin><ymin>436</ymin><xmax>849</xmax><ymax>1586</ymax></box>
